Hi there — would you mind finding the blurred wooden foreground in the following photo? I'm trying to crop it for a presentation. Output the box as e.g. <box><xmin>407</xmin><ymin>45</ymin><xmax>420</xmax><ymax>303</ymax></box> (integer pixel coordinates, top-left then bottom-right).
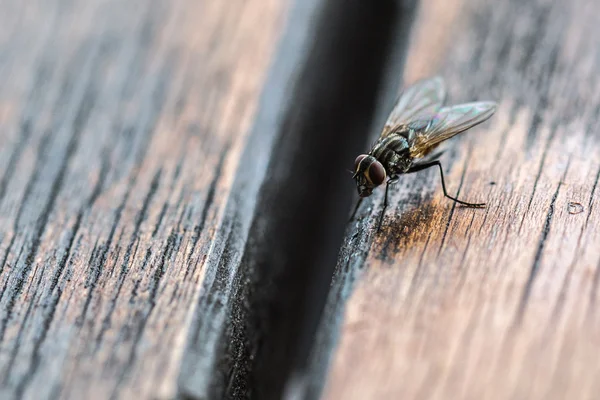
<box><xmin>0</xmin><ymin>1</ymin><xmax>287</xmax><ymax>398</ymax></box>
<box><xmin>0</xmin><ymin>0</ymin><xmax>599</xmax><ymax>399</ymax></box>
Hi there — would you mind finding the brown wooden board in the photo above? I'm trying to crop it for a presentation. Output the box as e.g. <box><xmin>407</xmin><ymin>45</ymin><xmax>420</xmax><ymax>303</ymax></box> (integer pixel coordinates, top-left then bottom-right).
<box><xmin>0</xmin><ymin>1</ymin><xmax>286</xmax><ymax>398</ymax></box>
<box><xmin>3</xmin><ymin>0</ymin><xmax>599</xmax><ymax>398</ymax></box>
<box><xmin>306</xmin><ymin>0</ymin><xmax>600</xmax><ymax>399</ymax></box>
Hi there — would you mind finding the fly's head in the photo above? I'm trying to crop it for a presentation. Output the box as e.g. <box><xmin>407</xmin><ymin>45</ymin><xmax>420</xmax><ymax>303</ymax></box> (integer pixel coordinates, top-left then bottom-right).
<box><xmin>352</xmin><ymin>154</ymin><xmax>386</xmax><ymax>198</ymax></box>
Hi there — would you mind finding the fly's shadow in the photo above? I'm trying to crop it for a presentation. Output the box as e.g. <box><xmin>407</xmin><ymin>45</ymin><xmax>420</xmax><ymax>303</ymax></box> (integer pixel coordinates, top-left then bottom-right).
<box><xmin>372</xmin><ymin>201</ymin><xmax>440</xmax><ymax>262</ymax></box>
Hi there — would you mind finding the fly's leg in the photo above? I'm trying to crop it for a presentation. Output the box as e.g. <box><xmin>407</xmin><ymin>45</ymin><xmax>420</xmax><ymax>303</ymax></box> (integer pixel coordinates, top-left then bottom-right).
<box><xmin>377</xmin><ymin>184</ymin><xmax>389</xmax><ymax>231</ymax></box>
<box><xmin>349</xmin><ymin>197</ymin><xmax>363</xmax><ymax>221</ymax></box>
<box><xmin>406</xmin><ymin>160</ymin><xmax>485</xmax><ymax>207</ymax></box>
<box><xmin>377</xmin><ymin>177</ymin><xmax>398</xmax><ymax>231</ymax></box>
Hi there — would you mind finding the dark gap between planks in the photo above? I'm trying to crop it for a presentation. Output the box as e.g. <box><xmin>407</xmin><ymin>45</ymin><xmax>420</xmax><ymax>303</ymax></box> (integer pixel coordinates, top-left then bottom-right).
<box><xmin>179</xmin><ymin>0</ymin><xmax>417</xmax><ymax>399</ymax></box>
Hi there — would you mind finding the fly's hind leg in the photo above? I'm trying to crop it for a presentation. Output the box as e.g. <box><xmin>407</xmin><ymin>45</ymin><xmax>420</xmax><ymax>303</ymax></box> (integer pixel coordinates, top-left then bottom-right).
<box><xmin>406</xmin><ymin>160</ymin><xmax>485</xmax><ymax>207</ymax></box>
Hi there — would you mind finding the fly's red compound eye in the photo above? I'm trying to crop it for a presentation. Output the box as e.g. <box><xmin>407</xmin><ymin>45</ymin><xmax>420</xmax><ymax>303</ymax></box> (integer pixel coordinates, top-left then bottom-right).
<box><xmin>367</xmin><ymin>161</ymin><xmax>386</xmax><ymax>186</ymax></box>
<box><xmin>354</xmin><ymin>154</ymin><xmax>368</xmax><ymax>170</ymax></box>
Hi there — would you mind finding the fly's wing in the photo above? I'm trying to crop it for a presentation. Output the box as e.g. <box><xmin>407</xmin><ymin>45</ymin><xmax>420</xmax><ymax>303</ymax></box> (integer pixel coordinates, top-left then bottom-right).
<box><xmin>381</xmin><ymin>76</ymin><xmax>446</xmax><ymax>138</ymax></box>
<box><xmin>409</xmin><ymin>101</ymin><xmax>497</xmax><ymax>158</ymax></box>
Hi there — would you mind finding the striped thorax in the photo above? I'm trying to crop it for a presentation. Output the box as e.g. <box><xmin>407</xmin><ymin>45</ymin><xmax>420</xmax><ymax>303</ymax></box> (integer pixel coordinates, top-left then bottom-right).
<box><xmin>369</xmin><ymin>129</ymin><xmax>414</xmax><ymax>178</ymax></box>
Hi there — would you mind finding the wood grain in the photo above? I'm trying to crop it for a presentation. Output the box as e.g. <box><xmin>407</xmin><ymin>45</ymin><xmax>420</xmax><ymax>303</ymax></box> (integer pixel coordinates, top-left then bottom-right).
<box><xmin>307</xmin><ymin>0</ymin><xmax>600</xmax><ymax>399</ymax></box>
<box><xmin>0</xmin><ymin>1</ymin><xmax>285</xmax><ymax>398</ymax></box>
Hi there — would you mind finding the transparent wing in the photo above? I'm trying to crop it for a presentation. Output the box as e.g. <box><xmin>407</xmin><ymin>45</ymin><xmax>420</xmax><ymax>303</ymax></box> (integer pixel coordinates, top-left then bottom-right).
<box><xmin>381</xmin><ymin>76</ymin><xmax>446</xmax><ymax>138</ymax></box>
<box><xmin>410</xmin><ymin>101</ymin><xmax>497</xmax><ymax>158</ymax></box>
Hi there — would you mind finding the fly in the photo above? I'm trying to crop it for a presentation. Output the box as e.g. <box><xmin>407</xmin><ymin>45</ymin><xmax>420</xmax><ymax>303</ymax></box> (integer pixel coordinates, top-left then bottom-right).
<box><xmin>352</xmin><ymin>76</ymin><xmax>497</xmax><ymax>229</ymax></box>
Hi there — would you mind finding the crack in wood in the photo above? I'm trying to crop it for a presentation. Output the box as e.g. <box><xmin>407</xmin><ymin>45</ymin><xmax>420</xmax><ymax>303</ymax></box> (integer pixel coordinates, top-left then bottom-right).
<box><xmin>518</xmin><ymin>125</ymin><xmax>558</xmax><ymax>234</ymax></box>
<box><xmin>515</xmin><ymin>156</ymin><xmax>571</xmax><ymax>326</ymax></box>
<box><xmin>185</xmin><ymin>143</ymin><xmax>229</xmax><ymax>275</ymax></box>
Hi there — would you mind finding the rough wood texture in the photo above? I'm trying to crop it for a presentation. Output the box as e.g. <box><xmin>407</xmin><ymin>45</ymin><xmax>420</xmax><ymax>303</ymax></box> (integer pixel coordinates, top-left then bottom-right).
<box><xmin>4</xmin><ymin>0</ymin><xmax>600</xmax><ymax>398</ymax></box>
<box><xmin>307</xmin><ymin>0</ymin><xmax>600</xmax><ymax>399</ymax></box>
<box><xmin>0</xmin><ymin>1</ymin><xmax>285</xmax><ymax>398</ymax></box>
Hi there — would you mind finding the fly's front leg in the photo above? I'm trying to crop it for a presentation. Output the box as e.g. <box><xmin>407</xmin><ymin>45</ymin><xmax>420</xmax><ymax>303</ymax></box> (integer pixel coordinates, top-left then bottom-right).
<box><xmin>378</xmin><ymin>176</ymin><xmax>398</xmax><ymax>231</ymax></box>
<box><xmin>349</xmin><ymin>197</ymin><xmax>363</xmax><ymax>221</ymax></box>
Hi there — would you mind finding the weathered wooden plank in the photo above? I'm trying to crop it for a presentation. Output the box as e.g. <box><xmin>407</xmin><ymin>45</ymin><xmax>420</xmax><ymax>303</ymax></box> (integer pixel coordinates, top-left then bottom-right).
<box><xmin>0</xmin><ymin>1</ymin><xmax>285</xmax><ymax>398</ymax></box>
<box><xmin>306</xmin><ymin>0</ymin><xmax>600</xmax><ymax>398</ymax></box>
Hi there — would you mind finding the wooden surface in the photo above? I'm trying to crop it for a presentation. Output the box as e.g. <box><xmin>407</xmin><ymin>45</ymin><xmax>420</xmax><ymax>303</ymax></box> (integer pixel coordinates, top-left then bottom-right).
<box><xmin>307</xmin><ymin>0</ymin><xmax>600</xmax><ymax>399</ymax></box>
<box><xmin>3</xmin><ymin>0</ymin><xmax>600</xmax><ymax>399</ymax></box>
<box><xmin>0</xmin><ymin>1</ymin><xmax>286</xmax><ymax>398</ymax></box>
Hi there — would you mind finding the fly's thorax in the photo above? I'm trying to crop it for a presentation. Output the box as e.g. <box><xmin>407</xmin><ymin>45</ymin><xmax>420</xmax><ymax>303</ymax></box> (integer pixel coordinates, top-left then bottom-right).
<box><xmin>382</xmin><ymin>150</ymin><xmax>412</xmax><ymax>175</ymax></box>
<box><xmin>371</xmin><ymin>133</ymin><xmax>412</xmax><ymax>174</ymax></box>
<box><xmin>396</xmin><ymin>153</ymin><xmax>413</xmax><ymax>173</ymax></box>
<box><xmin>371</xmin><ymin>133</ymin><xmax>409</xmax><ymax>158</ymax></box>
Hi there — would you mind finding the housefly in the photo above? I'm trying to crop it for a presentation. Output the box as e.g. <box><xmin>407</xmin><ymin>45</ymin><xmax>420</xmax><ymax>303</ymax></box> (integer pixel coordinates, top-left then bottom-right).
<box><xmin>352</xmin><ymin>76</ymin><xmax>497</xmax><ymax>229</ymax></box>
